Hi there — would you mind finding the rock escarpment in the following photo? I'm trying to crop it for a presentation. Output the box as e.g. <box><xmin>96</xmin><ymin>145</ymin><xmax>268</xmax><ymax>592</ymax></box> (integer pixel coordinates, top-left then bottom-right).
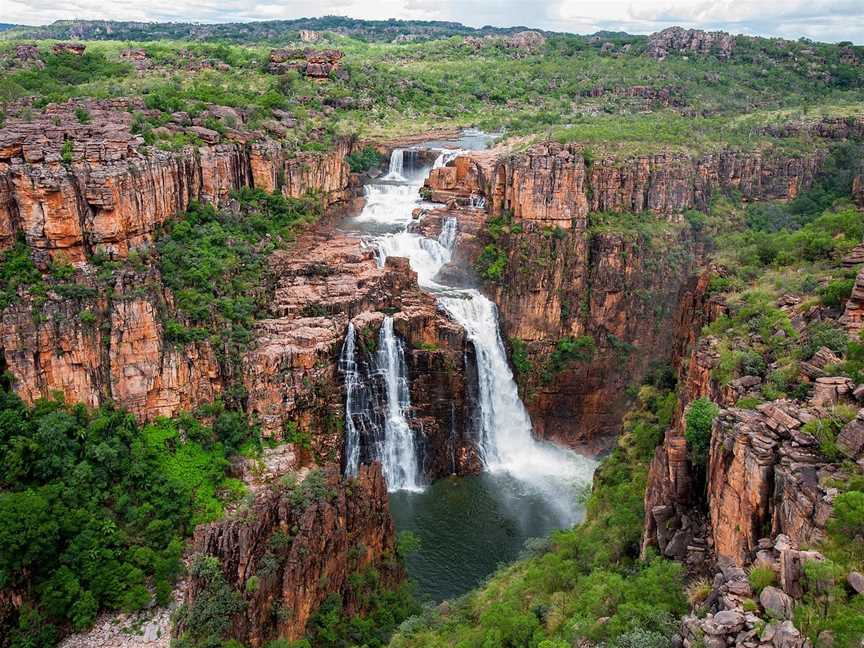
<box><xmin>646</xmin><ymin>27</ymin><xmax>736</xmax><ymax>60</ymax></box>
<box><xmin>183</xmin><ymin>464</ymin><xmax>401</xmax><ymax>646</ymax></box>
<box><xmin>0</xmin><ymin>103</ymin><xmax>474</xmax><ymax>475</ymax></box>
<box><xmin>0</xmin><ymin>100</ymin><xmax>351</xmax><ymax>260</ymax></box>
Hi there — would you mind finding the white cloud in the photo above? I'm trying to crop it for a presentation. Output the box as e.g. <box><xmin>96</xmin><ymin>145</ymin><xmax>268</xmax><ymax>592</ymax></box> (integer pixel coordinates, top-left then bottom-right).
<box><xmin>3</xmin><ymin>0</ymin><xmax>862</xmax><ymax>43</ymax></box>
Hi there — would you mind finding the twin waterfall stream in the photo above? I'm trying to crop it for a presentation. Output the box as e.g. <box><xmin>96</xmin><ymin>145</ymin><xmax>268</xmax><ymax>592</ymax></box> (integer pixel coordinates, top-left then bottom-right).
<box><xmin>339</xmin><ymin>138</ymin><xmax>596</xmax><ymax>600</ymax></box>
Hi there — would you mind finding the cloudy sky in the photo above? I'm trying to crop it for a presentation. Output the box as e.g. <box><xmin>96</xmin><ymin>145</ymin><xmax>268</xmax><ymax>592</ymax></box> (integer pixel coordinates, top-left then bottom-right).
<box><xmin>5</xmin><ymin>0</ymin><xmax>863</xmax><ymax>44</ymax></box>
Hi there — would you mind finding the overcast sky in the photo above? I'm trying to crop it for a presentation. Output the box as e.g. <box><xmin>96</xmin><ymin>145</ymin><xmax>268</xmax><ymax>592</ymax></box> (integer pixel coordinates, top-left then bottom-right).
<box><xmin>5</xmin><ymin>0</ymin><xmax>863</xmax><ymax>44</ymax></box>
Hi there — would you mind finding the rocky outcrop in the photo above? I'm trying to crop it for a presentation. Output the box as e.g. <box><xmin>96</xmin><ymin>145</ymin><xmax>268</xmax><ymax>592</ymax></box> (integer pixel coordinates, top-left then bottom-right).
<box><xmin>759</xmin><ymin>116</ymin><xmax>864</xmax><ymax>140</ymax></box>
<box><xmin>267</xmin><ymin>48</ymin><xmax>344</xmax><ymax>78</ymax></box>
<box><xmin>119</xmin><ymin>48</ymin><xmax>152</xmax><ymax>70</ymax></box>
<box><xmin>707</xmin><ymin>405</ymin><xmax>840</xmax><ymax>564</ymax></box>
<box><xmin>52</xmin><ymin>42</ymin><xmax>86</xmax><ymax>56</ymax></box>
<box><xmin>185</xmin><ymin>464</ymin><xmax>401</xmax><ymax>646</ymax></box>
<box><xmin>647</xmin><ymin>27</ymin><xmax>735</xmax><ymax>60</ymax></box>
<box><xmin>0</xmin><ymin>100</ymin><xmax>352</xmax><ymax>259</ymax></box>
<box><xmin>678</xmin><ymin>547</ymin><xmax>816</xmax><ymax>648</ymax></box>
<box><xmin>0</xmin><ymin>269</ymin><xmax>223</xmax><ymax>418</ymax></box>
<box><xmin>580</xmin><ymin>84</ymin><xmax>685</xmax><ymax>107</ymax></box>
<box><xmin>840</xmin><ymin>265</ymin><xmax>864</xmax><ymax>336</ymax></box>
<box><xmin>506</xmin><ymin>31</ymin><xmax>546</xmax><ymax>51</ymax></box>
<box><xmin>244</xmin><ymin>227</ymin><xmax>477</xmax><ymax>474</ymax></box>
<box><xmin>422</xmin><ymin>142</ymin><xmax>822</xmax><ymax>447</ymax></box>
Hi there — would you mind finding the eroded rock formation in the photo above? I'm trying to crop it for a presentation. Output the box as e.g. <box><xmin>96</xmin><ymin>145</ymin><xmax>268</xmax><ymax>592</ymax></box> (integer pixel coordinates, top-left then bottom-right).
<box><xmin>0</xmin><ymin>100</ymin><xmax>351</xmax><ymax>260</ymax></box>
<box><xmin>185</xmin><ymin>464</ymin><xmax>401</xmax><ymax>646</ymax></box>
<box><xmin>647</xmin><ymin>27</ymin><xmax>736</xmax><ymax>60</ymax></box>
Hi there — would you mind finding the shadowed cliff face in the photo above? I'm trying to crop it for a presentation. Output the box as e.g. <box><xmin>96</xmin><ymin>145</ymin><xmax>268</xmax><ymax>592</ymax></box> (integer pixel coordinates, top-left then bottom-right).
<box><xmin>423</xmin><ymin>141</ymin><xmax>822</xmax><ymax>448</ymax></box>
<box><xmin>184</xmin><ymin>464</ymin><xmax>401</xmax><ymax>646</ymax></box>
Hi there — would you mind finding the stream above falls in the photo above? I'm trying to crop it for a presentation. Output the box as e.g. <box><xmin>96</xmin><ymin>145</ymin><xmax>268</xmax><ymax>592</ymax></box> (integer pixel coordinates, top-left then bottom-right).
<box><xmin>340</xmin><ymin>129</ymin><xmax>597</xmax><ymax>601</ymax></box>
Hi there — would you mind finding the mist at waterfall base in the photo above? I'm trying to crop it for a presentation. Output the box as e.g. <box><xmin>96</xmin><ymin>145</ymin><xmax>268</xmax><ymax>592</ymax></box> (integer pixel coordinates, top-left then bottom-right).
<box><xmin>341</xmin><ymin>134</ymin><xmax>597</xmax><ymax>602</ymax></box>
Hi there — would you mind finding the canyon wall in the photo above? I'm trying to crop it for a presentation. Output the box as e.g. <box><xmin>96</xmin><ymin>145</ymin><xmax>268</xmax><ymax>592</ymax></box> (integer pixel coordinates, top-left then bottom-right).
<box><xmin>0</xmin><ymin>101</ymin><xmax>351</xmax><ymax>261</ymax></box>
<box><xmin>184</xmin><ymin>463</ymin><xmax>401</xmax><ymax>646</ymax></box>
<box><xmin>424</xmin><ymin>141</ymin><xmax>822</xmax><ymax>446</ymax></box>
<box><xmin>0</xmin><ymin>102</ymin><xmax>476</xmax><ymax>475</ymax></box>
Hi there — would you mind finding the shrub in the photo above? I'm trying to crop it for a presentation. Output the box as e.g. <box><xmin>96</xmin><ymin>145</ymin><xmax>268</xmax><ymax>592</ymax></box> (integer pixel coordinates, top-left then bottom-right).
<box><xmin>686</xmin><ymin>577</ymin><xmax>712</xmax><ymax>606</ymax></box>
<box><xmin>748</xmin><ymin>564</ymin><xmax>777</xmax><ymax>593</ymax></box>
<box><xmin>819</xmin><ymin>278</ymin><xmax>855</xmax><ymax>309</ymax></box>
<box><xmin>828</xmin><ymin>490</ymin><xmax>864</xmax><ymax>538</ymax></box>
<box><xmin>549</xmin><ymin>336</ymin><xmax>596</xmax><ymax>372</ymax></box>
<box><xmin>176</xmin><ymin>555</ymin><xmax>246</xmax><ymax>645</ymax></box>
<box><xmin>476</xmin><ymin>244</ymin><xmax>507</xmax><ymax>281</ymax></box>
<box><xmin>684</xmin><ymin>398</ymin><xmax>719</xmax><ymax>467</ymax></box>
<box><xmin>61</xmin><ymin>140</ymin><xmax>73</xmax><ymax>164</ymax></box>
<box><xmin>347</xmin><ymin>146</ymin><xmax>383</xmax><ymax>173</ymax></box>
<box><xmin>801</xmin><ymin>407</ymin><xmax>857</xmax><ymax>461</ymax></box>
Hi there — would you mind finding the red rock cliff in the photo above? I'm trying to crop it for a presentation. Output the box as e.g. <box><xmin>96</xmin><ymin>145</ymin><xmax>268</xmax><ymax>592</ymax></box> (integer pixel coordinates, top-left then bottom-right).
<box><xmin>185</xmin><ymin>463</ymin><xmax>401</xmax><ymax>646</ymax></box>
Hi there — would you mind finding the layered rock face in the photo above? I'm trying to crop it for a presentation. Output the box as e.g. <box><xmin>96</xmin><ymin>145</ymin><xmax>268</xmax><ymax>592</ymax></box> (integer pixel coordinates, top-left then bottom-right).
<box><xmin>646</xmin><ymin>27</ymin><xmax>736</xmax><ymax>60</ymax></box>
<box><xmin>707</xmin><ymin>405</ymin><xmax>841</xmax><ymax>564</ymax></box>
<box><xmin>245</xmin><ymin>226</ymin><xmax>478</xmax><ymax>472</ymax></box>
<box><xmin>267</xmin><ymin>48</ymin><xmax>344</xmax><ymax>78</ymax></box>
<box><xmin>186</xmin><ymin>464</ymin><xmax>401</xmax><ymax>646</ymax></box>
<box><xmin>0</xmin><ymin>100</ymin><xmax>351</xmax><ymax>260</ymax></box>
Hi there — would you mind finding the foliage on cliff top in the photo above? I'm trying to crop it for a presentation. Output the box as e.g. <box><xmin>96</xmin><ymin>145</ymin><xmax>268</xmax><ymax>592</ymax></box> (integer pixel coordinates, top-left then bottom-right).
<box><xmin>0</xmin><ymin>386</ymin><xmax>253</xmax><ymax>646</ymax></box>
<box><xmin>389</xmin><ymin>369</ymin><xmax>686</xmax><ymax>648</ymax></box>
<box><xmin>697</xmin><ymin>142</ymin><xmax>864</xmax><ymax>400</ymax></box>
<box><xmin>1</xmin><ymin>32</ymin><xmax>862</xmax><ymax>149</ymax></box>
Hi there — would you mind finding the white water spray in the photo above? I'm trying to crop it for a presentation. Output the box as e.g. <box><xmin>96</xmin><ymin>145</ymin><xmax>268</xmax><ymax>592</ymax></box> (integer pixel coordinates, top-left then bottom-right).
<box><xmin>345</xmin><ymin>143</ymin><xmax>595</xmax><ymax>511</ymax></box>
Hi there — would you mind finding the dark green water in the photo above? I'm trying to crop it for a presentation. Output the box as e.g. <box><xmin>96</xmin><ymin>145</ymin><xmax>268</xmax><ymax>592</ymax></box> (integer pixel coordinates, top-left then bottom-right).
<box><xmin>388</xmin><ymin>471</ymin><xmax>586</xmax><ymax>602</ymax></box>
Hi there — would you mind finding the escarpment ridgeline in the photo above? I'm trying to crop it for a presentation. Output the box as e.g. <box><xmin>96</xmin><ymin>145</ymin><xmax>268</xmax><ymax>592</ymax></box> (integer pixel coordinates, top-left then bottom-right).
<box><xmin>183</xmin><ymin>463</ymin><xmax>402</xmax><ymax>647</ymax></box>
<box><xmin>0</xmin><ymin>99</ymin><xmax>351</xmax><ymax>260</ymax></box>
<box><xmin>423</xmin><ymin>142</ymin><xmax>822</xmax><ymax>445</ymax></box>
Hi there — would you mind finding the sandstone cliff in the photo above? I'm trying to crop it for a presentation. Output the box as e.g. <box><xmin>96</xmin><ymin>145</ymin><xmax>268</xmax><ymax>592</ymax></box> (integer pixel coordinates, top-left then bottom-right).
<box><xmin>183</xmin><ymin>463</ymin><xmax>401</xmax><ymax>646</ymax></box>
<box><xmin>0</xmin><ymin>100</ymin><xmax>351</xmax><ymax>260</ymax></box>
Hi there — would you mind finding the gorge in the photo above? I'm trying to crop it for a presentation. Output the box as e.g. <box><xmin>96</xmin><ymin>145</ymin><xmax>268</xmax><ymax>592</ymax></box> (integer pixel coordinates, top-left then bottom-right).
<box><xmin>0</xmin><ymin>18</ymin><xmax>862</xmax><ymax>648</ymax></box>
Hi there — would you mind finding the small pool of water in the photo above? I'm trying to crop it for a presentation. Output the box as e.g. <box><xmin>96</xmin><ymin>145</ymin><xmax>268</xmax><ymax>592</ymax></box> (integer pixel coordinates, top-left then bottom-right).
<box><xmin>389</xmin><ymin>471</ymin><xmax>585</xmax><ymax>602</ymax></box>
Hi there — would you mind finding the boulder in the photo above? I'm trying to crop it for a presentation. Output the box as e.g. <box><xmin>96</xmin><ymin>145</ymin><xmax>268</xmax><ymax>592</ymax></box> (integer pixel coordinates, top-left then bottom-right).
<box><xmin>760</xmin><ymin>585</ymin><xmax>794</xmax><ymax>619</ymax></box>
<box><xmin>847</xmin><ymin>570</ymin><xmax>864</xmax><ymax>594</ymax></box>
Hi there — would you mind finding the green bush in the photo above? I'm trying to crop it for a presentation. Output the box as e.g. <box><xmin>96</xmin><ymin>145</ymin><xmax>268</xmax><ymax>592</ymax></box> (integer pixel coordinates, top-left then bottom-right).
<box><xmin>476</xmin><ymin>244</ymin><xmax>507</xmax><ymax>281</ymax></box>
<box><xmin>747</xmin><ymin>564</ymin><xmax>776</xmax><ymax>593</ymax></box>
<box><xmin>549</xmin><ymin>336</ymin><xmax>596</xmax><ymax>372</ymax></box>
<box><xmin>347</xmin><ymin>146</ymin><xmax>383</xmax><ymax>173</ymax></box>
<box><xmin>684</xmin><ymin>398</ymin><xmax>719</xmax><ymax>467</ymax></box>
<box><xmin>819</xmin><ymin>278</ymin><xmax>855</xmax><ymax>309</ymax></box>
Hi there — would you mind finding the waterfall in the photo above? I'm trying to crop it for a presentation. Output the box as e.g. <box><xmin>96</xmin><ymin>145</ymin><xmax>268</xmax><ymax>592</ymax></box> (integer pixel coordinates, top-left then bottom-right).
<box><xmin>432</xmin><ymin>148</ymin><xmax>464</xmax><ymax>169</ymax></box>
<box><xmin>344</xmin><ymin>138</ymin><xmax>594</xmax><ymax>509</ymax></box>
<box><xmin>437</xmin><ymin>216</ymin><xmax>458</xmax><ymax>251</ymax></box>
<box><xmin>339</xmin><ymin>323</ymin><xmax>361</xmax><ymax>477</ymax></box>
<box><xmin>387</xmin><ymin>148</ymin><xmax>405</xmax><ymax>180</ymax></box>
<box><xmin>377</xmin><ymin>316</ymin><xmax>423</xmax><ymax>492</ymax></box>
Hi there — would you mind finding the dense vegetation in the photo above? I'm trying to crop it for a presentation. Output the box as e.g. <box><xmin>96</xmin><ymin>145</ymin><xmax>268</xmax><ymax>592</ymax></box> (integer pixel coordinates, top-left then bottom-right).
<box><xmin>1</xmin><ymin>28</ymin><xmax>862</xmax><ymax>149</ymax></box>
<box><xmin>0</xmin><ymin>17</ymin><xmax>533</xmax><ymax>44</ymax></box>
<box><xmin>155</xmin><ymin>190</ymin><xmax>321</xmax><ymax>402</ymax></box>
<box><xmin>390</xmin><ymin>369</ymin><xmax>686</xmax><ymax>647</ymax></box>
<box><xmin>0</xmin><ymin>384</ymin><xmax>253</xmax><ymax>647</ymax></box>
